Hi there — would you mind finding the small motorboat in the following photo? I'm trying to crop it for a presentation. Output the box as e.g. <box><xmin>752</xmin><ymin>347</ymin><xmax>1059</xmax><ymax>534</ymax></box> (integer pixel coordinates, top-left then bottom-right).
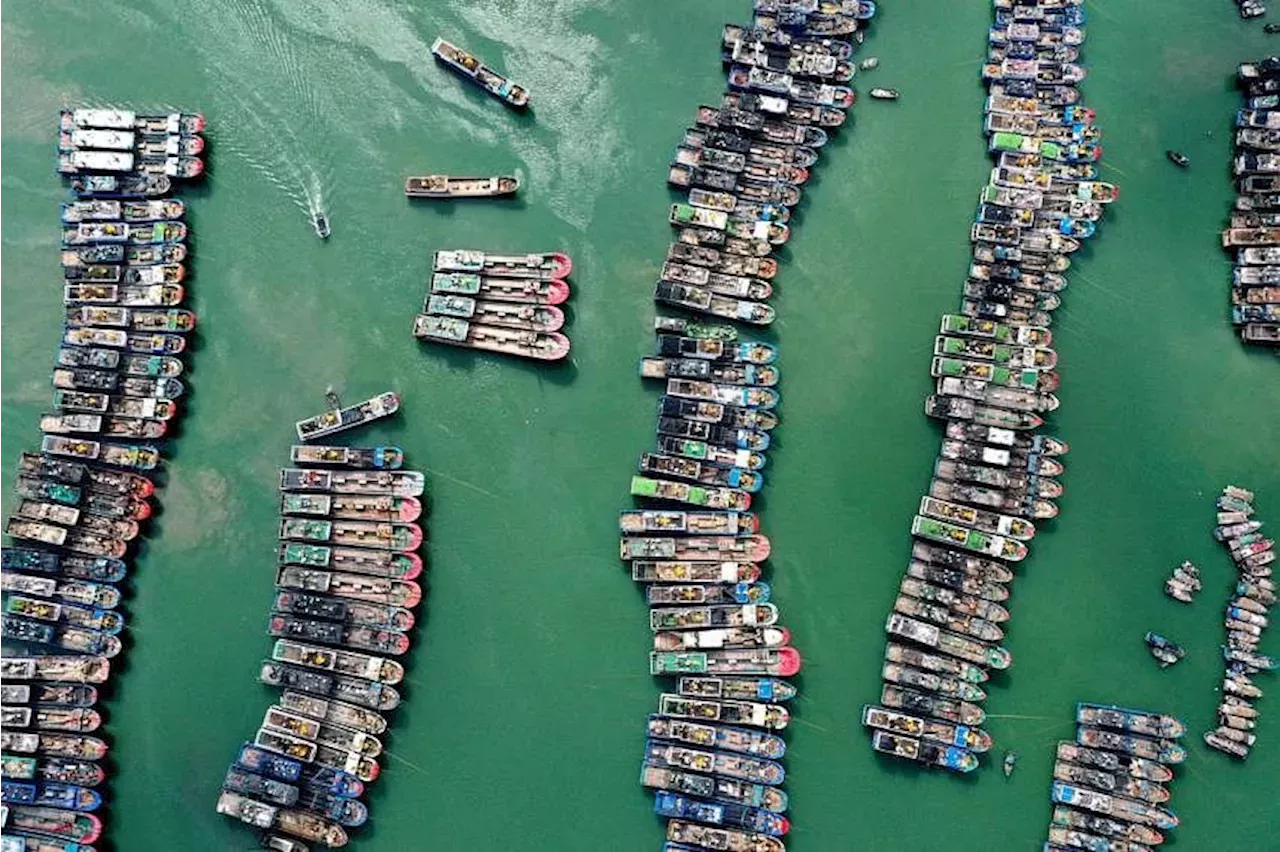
<box><xmin>869</xmin><ymin>87</ymin><xmax>899</xmax><ymax>100</ymax></box>
<box><xmin>859</xmin><ymin>57</ymin><xmax>879</xmax><ymax>71</ymax></box>
<box><xmin>312</xmin><ymin>211</ymin><xmax>331</xmax><ymax>240</ymax></box>
<box><xmin>1266</xmin><ymin>23</ymin><xmax>1280</xmax><ymax>33</ymax></box>
<box><xmin>1166</xmin><ymin>150</ymin><xmax>1189</xmax><ymax>168</ymax></box>
<box><xmin>1003</xmin><ymin>750</ymin><xmax>1018</xmax><ymax>777</ymax></box>
<box><xmin>1145</xmin><ymin>631</ymin><xmax>1185</xmax><ymax>668</ymax></box>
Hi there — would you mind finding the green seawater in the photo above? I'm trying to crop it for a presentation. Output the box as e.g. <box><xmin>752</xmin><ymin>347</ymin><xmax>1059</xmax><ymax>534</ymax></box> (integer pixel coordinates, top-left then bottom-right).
<box><xmin>3</xmin><ymin>0</ymin><xmax>1278</xmax><ymax>849</ymax></box>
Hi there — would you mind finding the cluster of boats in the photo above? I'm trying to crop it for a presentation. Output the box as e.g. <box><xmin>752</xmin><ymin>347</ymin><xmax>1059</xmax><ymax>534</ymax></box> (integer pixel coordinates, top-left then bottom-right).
<box><xmin>865</xmin><ymin>0</ymin><xmax>1113</xmax><ymax>774</ymax></box>
<box><xmin>56</xmin><ymin>108</ymin><xmax>206</xmax><ymax>181</ymax></box>
<box><xmin>655</xmin><ymin>1</ymin><xmax>872</xmax><ymax>329</ymax></box>
<box><xmin>413</xmin><ymin>250</ymin><xmax>573</xmax><ymax>360</ymax></box>
<box><xmin>0</xmin><ymin>107</ymin><xmax>205</xmax><ymax>851</ymax></box>
<box><xmin>1039</xmin><ymin>702</ymin><xmax>1186</xmax><ymax>851</ymax></box>
<box><xmin>0</xmin><ymin>655</ymin><xmax>112</xmax><ymax>848</ymax></box>
<box><xmin>619</xmin><ymin>2</ymin><xmax>880</xmax><ymax>849</ymax></box>
<box><xmin>1204</xmin><ymin>485</ymin><xmax>1276</xmax><ymax>760</ymax></box>
<box><xmin>1222</xmin><ymin>60</ymin><xmax>1280</xmax><ymax>347</ymax></box>
<box><xmin>214</xmin><ymin>443</ymin><xmax>427</xmax><ymax>850</ymax></box>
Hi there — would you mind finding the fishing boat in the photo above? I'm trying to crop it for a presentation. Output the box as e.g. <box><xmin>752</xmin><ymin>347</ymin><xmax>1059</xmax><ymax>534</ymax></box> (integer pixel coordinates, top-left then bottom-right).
<box><xmin>939</xmin><ymin>439</ymin><xmax>1063</xmax><ymax>477</ymax></box>
<box><xmin>629</xmin><ymin>476</ymin><xmax>751</xmax><ymax>511</ymax></box>
<box><xmin>880</xmin><ymin>683</ymin><xmax>985</xmax><ymax>726</ymax></box>
<box><xmin>1077</xmin><ymin>702</ymin><xmax>1186</xmax><ymax>739</ymax></box>
<box><xmin>655</xmin><ymin>790</ymin><xmax>789</xmax><ymax>837</ymax></box>
<box><xmin>641</xmin><ymin>765</ymin><xmax>787</xmax><ymax>814</ymax></box>
<box><xmin>281</xmin><ymin>493</ymin><xmax>421</xmax><ymax>524</ymax></box>
<box><xmin>912</xmin><ymin>542</ymin><xmax>1014</xmax><ymax>581</ymax></box>
<box><xmin>3</xmin><ymin>805</ymin><xmax>102</xmax><ymax>843</ymax></box>
<box><xmin>1</xmin><ymin>754</ymin><xmax>105</xmax><ymax>787</ymax></box>
<box><xmin>216</xmin><ymin>791</ymin><xmax>349</xmax><ymax>848</ymax></box>
<box><xmin>61</xmin><ymin>221</ymin><xmax>187</xmax><ymax>247</ymax></box>
<box><xmin>643</xmin><ymin>739</ymin><xmax>783</xmax><ymax>786</ymax></box>
<box><xmin>430</xmin><ymin>272</ymin><xmax>569</xmax><ymax>305</ymax></box>
<box><xmin>424</xmin><ymin>293</ymin><xmax>563</xmax><ymax>332</ymax></box>
<box><xmin>1057</xmin><ymin>742</ymin><xmax>1173</xmax><ymax>784</ymax></box>
<box><xmin>0</xmin><ymin>731</ymin><xmax>108</xmax><ymax>760</ymax></box>
<box><xmin>294</xmin><ymin>392</ymin><xmax>399</xmax><ymax>442</ymax></box>
<box><xmin>413</xmin><ymin>314</ymin><xmax>571</xmax><ymax>361</ymax></box>
<box><xmin>289</xmin><ymin>445</ymin><xmax>403</xmax><ymax>470</ymax></box>
<box><xmin>658</xmin><ymin>693</ymin><xmax>789</xmax><ymax>730</ymax></box>
<box><xmin>70</xmin><ymin>173</ymin><xmax>172</xmax><ymax>198</ymax></box>
<box><xmin>656</xmin><ymin>334</ymin><xmax>778</xmax><ymax>365</ymax></box>
<box><xmin>273</xmin><ymin>590</ymin><xmax>413</xmax><ymax>633</ymax></box>
<box><xmin>862</xmin><ymin>704</ymin><xmax>991</xmax><ymax>752</ymax></box>
<box><xmin>278</xmin><ymin>543</ymin><xmax>421</xmax><ymax>580</ymax></box>
<box><xmin>405</xmin><ymin>174</ymin><xmax>519</xmax><ymax>198</ymax></box>
<box><xmin>911</xmin><ymin>515</ymin><xmax>1027</xmax><ymax>561</ymax></box>
<box><xmin>262</xmin><ymin>705</ymin><xmax>383</xmax><ymax>757</ymax></box>
<box><xmin>1077</xmin><ymin>726</ymin><xmax>1186</xmax><ymax>764</ymax></box>
<box><xmin>1050</xmin><ymin>806</ymin><xmax>1165</xmax><ymax>847</ymax></box>
<box><xmin>64</xmin><ymin>305</ymin><xmax>194</xmax><ymax>332</ymax></box>
<box><xmin>56</xmin><ymin>150</ymin><xmax>135</xmax><ymax>174</ymax></box>
<box><xmin>885</xmin><ymin>613</ymin><xmax>1012</xmax><ymax>669</ymax></box>
<box><xmin>1053</xmin><ymin>760</ymin><xmax>1170</xmax><ymax>804</ymax></box>
<box><xmin>259</xmin><ymin>661</ymin><xmax>399</xmax><ymax>713</ymax></box>
<box><xmin>666</xmin><ymin>819</ymin><xmax>784</xmax><ymax>852</ymax></box>
<box><xmin>639</xmin><ymin>453</ymin><xmax>762</xmax><ymax>493</ymax></box>
<box><xmin>430</xmin><ymin>38</ymin><xmax>528</xmax><ymax>108</ymax></box>
<box><xmin>433</xmin><ymin>249</ymin><xmax>570</xmax><ymax>279</ymax></box>
<box><xmin>5</xmin><ymin>595</ymin><xmax>123</xmax><ymax>636</ymax></box>
<box><xmin>884</xmin><ymin>642</ymin><xmax>989</xmax><ymax>686</ymax></box>
<box><xmin>667</xmin><ymin>242</ymin><xmax>780</xmax><ymax>279</ymax></box>
<box><xmin>278</xmin><ymin>518</ymin><xmax>423</xmax><ymax>552</ymax></box>
<box><xmin>1051</xmin><ymin>782</ymin><xmax>1179</xmax><ymax>830</ymax></box>
<box><xmin>59</xmin><ymin>108</ymin><xmax>205</xmax><ymax>134</ymax></box>
<box><xmin>919</xmin><ymin>496</ymin><xmax>1035</xmax><ymax>541</ymax></box>
<box><xmin>870</xmin><ymin>729</ymin><xmax>976</xmax><ymax>772</ymax></box>
<box><xmin>622</xmin><ymin>534</ymin><xmax>770</xmax><ymax>563</ymax></box>
<box><xmin>647</xmin><ymin>714</ymin><xmax>785</xmax><ymax>759</ymax></box>
<box><xmin>270</xmin><ymin>639</ymin><xmax>403</xmax><ymax>686</ymax></box>
<box><xmin>274</xmin><ymin>567</ymin><xmax>422</xmax><ymax>609</ymax></box>
<box><xmin>0</xmin><ymin>677</ymin><xmax>100</xmax><ymax>707</ymax></box>
<box><xmin>0</xmin><ymin>657</ymin><xmax>109</xmax><ymax>686</ymax></box>
<box><xmin>620</xmin><ymin>510</ymin><xmax>758</xmax><ymax>537</ymax></box>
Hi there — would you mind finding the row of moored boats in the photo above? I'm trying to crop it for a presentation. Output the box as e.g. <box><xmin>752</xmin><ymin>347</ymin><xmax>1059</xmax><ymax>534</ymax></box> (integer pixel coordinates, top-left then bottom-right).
<box><xmin>863</xmin><ymin>0</ymin><xmax>1113</xmax><ymax>774</ymax></box>
<box><xmin>0</xmin><ymin>107</ymin><xmax>206</xmax><ymax>852</ymax></box>
<box><xmin>56</xmin><ymin>108</ymin><xmax>206</xmax><ymax>180</ymax></box>
<box><xmin>413</xmin><ymin>250</ymin><xmax>573</xmax><ymax>360</ymax></box>
<box><xmin>1037</xmin><ymin>702</ymin><xmax>1186</xmax><ymax>851</ymax></box>
<box><xmin>1222</xmin><ymin>60</ymin><xmax>1280</xmax><ymax>347</ymax></box>
<box><xmin>214</xmin><ymin>443</ymin><xmax>427</xmax><ymax>850</ymax></box>
<box><xmin>1204</xmin><ymin>485</ymin><xmax>1276</xmax><ymax>760</ymax></box>
<box><xmin>623</xmin><ymin>1</ymin><xmax>879</xmax><ymax>850</ymax></box>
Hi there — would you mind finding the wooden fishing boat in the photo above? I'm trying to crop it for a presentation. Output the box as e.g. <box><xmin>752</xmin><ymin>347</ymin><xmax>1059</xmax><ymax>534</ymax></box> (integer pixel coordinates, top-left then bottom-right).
<box><xmin>1077</xmin><ymin>727</ymin><xmax>1186</xmax><ymax>764</ymax></box>
<box><xmin>620</xmin><ymin>510</ymin><xmax>758</xmax><ymax>537</ymax></box>
<box><xmin>654</xmin><ymin>624</ymin><xmax>789</xmax><ymax>652</ymax></box>
<box><xmin>62</xmin><ymin>326</ymin><xmax>187</xmax><ymax>354</ymax></box>
<box><xmin>885</xmin><ymin>641</ymin><xmax>989</xmax><ymax>684</ymax></box>
<box><xmin>622</xmin><ymin>534</ymin><xmax>769</xmax><ymax>562</ymax></box>
<box><xmin>3</xmin><ymin>804</ymin><xmax>102</xmax><ymax>843</ymax></box>
<box><xmin>658</xmin><ymin>693</ymin><xmax>789</xmax><ymax>730</ymax></box>
<box><xmin>0</xmin><ymin>656</ymin><xmax>110</xmax><ymax>688</ymax></box>
<box><xmin>432</xmin><ymin>249</ymin><xmax>569</xmax><ymax>279</ymax></box>
<box><xmin>41</xmin><ymin>436</ymin><xmax>161</xmax><ymax>469</ymax></box>
<box><xmin>651</xmin><ymin>646</ymin><xmax>801</xmax><ymax>679</ymax></box>
<box><xmin>654</xmin><ymin>282</ymin><xmax>776</xmax><ymax>326</ymax></box>
<box><xmin>280</xmin><ymin>493</ymin><xmax>421</xmax><ymax>523</ymax></box>
<box><xmin>2</xmin><ymin>571</ymin><xmax>121</xmax><ymax>610</ymax></box>
<box><xmin>5</xmin><ymin>596</ymin><xmax>123</xmax><ymax>636</ymax></box>
<box><xmin>639</xmin><ymin>453</ymin><xmax>762</xmax><ymax>493</ymax></box>
<box><xmin>405</xmin><ymin>174</ymin><xmax>519</xmax><ymax>197</ymax></box>
<box><xmin>903</xmin><ymin>560</ymin><xmax>1008</xmax><ymax>602</ymax></box>
<box><xmin>17</xmin><ymin>453</ymin><xmax>155</xmax><ymax>496</ymax></box>
<box><xmin>278</xmin><ymin>518</ymin><xmax>423</xmax><ymax>552</ymax></box>
<box><xmin>216</xmin><ymin>791</ymin><xmax>349</xmax><ymax>848</ymax></box>
<box><xmin>870</xmin><ymin>729</ymin><xmax>977</xmax><ymax>772</ymax></box>
<box><xmin>919</xmin><ymin>496</ymin><xmax>1035</xmax><ymax>540</ymax></box>
<box><xmin>925</xmin><ymin>395</ymin><xmax>1043</xmax><ymax>431</ymax></box>
<box><xmin>0</xmin><ymin>677</ymin><xmax>99</xmax><ymax>707</ymax></box>
<box><xmin>268</xmin><ymin>612</ymin><xmax>410</xmax><ymax>655</ymax></box>
<box><xmin>271</xmin><ymin>639</ymin><xmax>402</xmax><ymax>685</ymax></box>
<box><xmin>430</xmin><ymin>272</ymin><xmax>570</xmax><ymax>305</ymax></box>
<box><xmin>643</xmin><ymin>739</ymin><xmax>783</xmax><ymax>786</ymax></box>
<box><xmin>661</xmin><ymin>261</ymin><xmax>774</xmax><ymax>301</ymax></box>
<box><xmin>277</xmin><ymin>543</ymin><xmax>421</xmax><ymax>580</ymax></box>
<box><xmin>629</xmin><ymin>476</ymin><xmax>751</xmax><ymax>511</ymax></box>
<box><xmin>0</xmin><ymin>731</ymin><xmax>108</xmax><ymax>760</ymax></box>
<box><xmin>667</xmin><ymin>242</ymin><xmax>779</xmax><ymax>279</ymax></box>
<box><xmin>655</xmin><ymin>789</ymin><xmax>788</xmax><ymax>837</ymax></box>
<box><xmin>911</xmin><ymin>515</ymin><xmax>1027</xmax><ymax>560</ymax></box>
<box><xmin>676</xmin><ymin>674</ymin><xmax>795</xmax><ymax>703</ymax></box>
<box><xmin>1077</xmin><ymin>702</ymin><xmax>1186</xmax><ymax>740</ymax></box>
<box><xmin>1051</xmin><ymin>782</ymin><xmax>1178</xmax><ymax>830</ymax></box>
<box><xmin>274</xmin><ymin>566</ymin><xmax>422</xmax><ymax>608</ymax></box>
<box><xmin>51</xmin><ymin>367</ymin><xmax>183</xmax><ymax>398</ymax></box>
<box><xmin>61</xmin><ymin>221</ymin><xmax>187</xmax><ymax>247</ymax></box>
<box><xmin>647</xmin><ymin>713</ymin><xmax>786</xmax><ymax>758</ymax></box>
<box><xmin>413</xmin><ymin>313</ymin><xmax>571</xmax><ymax>360</ymax></box>
<box><xmin>641</xmin><ymin>765</ymin><xmax>787</xmax><ymax>814</ymax></box>
<box><xmin>279</xmin><ymin>468</ymin><xmax>424</xmax><ymax>497</ymax></box>
<box><xmin>254</xmin><ymin>726</ymin><xmax>380</xmax><ymax>784</ymax></box>
<box><xmin>656</xmin><ymin>416</ymin><xmax>771</xmax><ymax>453</ymax></box>
<box><xmin>263</xmin><ymin>706</ymin><xmax>383</xmax><ymax>757</ymax></box>
<box><xmin>430</xmin><ymin>38</ymin><xmax>528</xmax><ymax>108</ymax></box>
<box><xmin>1</xmin><ymin>754</ymin><xmax>105</xmax><ymax>788</ymax></box>
<box><xmin>1</xmin><ymin>703</ymin><xmax>102</xmax><ymax>733</ymax></box>
<box><xmin>882</xmin><ymin>659</ymin><xmax>987</xmax><ymax>702</ymax></box>
<box><xmin>899</xmin><ymin>576</ymin><xmax>1009</xmax><ymax>623</ymax></box>
<box><xmin>651</xmin><ymin>603</ymin><xmax>779</xmax><ymax>631</ymax></box>
<box><xmin>880</xmin><ymin>681</ymin><xmax>986</xmax><ymax>725</ymax></box>
<box><xmin>885</xmin><ymin>613</ymin><xmax>1011</xmax><ymax>669</ymax></box>
<box><xmin>273</xmin><ymin>590</ymin><xmax>413</xmax><ymax>632</ymax></box>
<box><xmin>294</xmin><ymin>392</ymin><xmax>399</xmax><ymax>442</ymax></box>
<box><xmin>59</xmin><ymin>108</ymin><xmax>205</xmax><ymax>134</ymax></box>
<box><xmin>2</xmin><ymin>616</ymin><xmax>121</xmax><ymax>657</ymax></box>
<box><xmin>279</xmin><ymin>690</ymin><xmax>387</xmax><ymax>736</ymax></box>
<box><xmin>290</xmin><ymin>445</ymin><xmax>403</xmax><ymax>470</ymax></box>
<box><xmin>861</xmin><ymin>704</ymin><xmax>991</xmax><ymax>752</ymax></box>
<box><xmin>424</xmin><ymin>293</ymin><xmax>563</xmax><ymax>332</ymax></box>
<box><xmin>64</xmin><ymin>305</ymin><xmax>194</xmax><ymax>332</ymax></box>
<box><xmin>633</xmin><ymin>561</ymin><xmax>761</xmax><ymax>583</ymax></box>
<box><xmin>259</xmin><ymin>661</ymin><xmax>400</xmax><ymax>712</ymax></box>
<box><xmin>70</xmin><ymin>173</ymin><xmax>172</xmax><ymax>198</ymax></box>
<box><xmin>656</xmin><ymin>334</ymin><xmax>778</xmax><ymax>365</ymax></box>
<box><xmin>667</xmin><ymin>819</ymin><xmax>784</xmax><ymax>852</ymax></box>
<box><xmin>656</xmin><ymin>436</ymin><xmax>766</xmax><ymax>473</ymax></box>
<box><xmin>57</xmin><ymin>149</ymin><xmax>135</xmax><ymax>174</ymax></box>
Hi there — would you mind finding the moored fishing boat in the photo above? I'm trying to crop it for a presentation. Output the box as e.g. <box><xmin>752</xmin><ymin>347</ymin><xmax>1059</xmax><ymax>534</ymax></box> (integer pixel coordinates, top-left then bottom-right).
<box><xmin>653</xmin><ymin>625</ymin><xmax>789</xmax><ymax>652</ymax></box>
<box><xmin>1076</xmin><ymin>702</ymin><xmax>1186</xmax><ymax>739</ymax></box>
<box><xmin>404</xmin><ymin>174</ymin><xmax>519</xmax><ymax>198</ymax></box>
<box><xmin>885</xmin><ymin>613</ymin><xmax>1012</xmax><ymax>669</ymax></box>
<box><xmin>270</xmin><ymin>639</ymin><xmax>403</xmax><ymax>685</ymax></box>
<box><xmin>70</xmin><ymin>173</ymin><xmax>172</xmax><ymax>198</ymax></box>
<box><xmin>1077</xmin><ymin>726</ymin><xmax>1186</xmax><ymax>764</ymax></box>
<box><xmin>620</xmin><ymin>510</ymin><xmax>759</xmax><ymax>537</ymax></box>
<box><xmin>429</xmin><ymin>272</ymin><xmax>570</xmax><ymax>305</ymax></box>
<box><xmin>919</xmin><ymin>496</ymin><xmax>1035</xmax><ymax>540</ymax></box>
<box><xmin>413</xmin><ymin>314</ymin><xmax>571</xmax><ymax>361</ymax></box>
<box><xmin>279</xmin><ymin>468</ymin><xmax>424</xmax><ymax>497</ymax></box>
<box><xmin>3</xmin><ymin>804</ymin><xmax>102</xmax><ymax>843</ymax></box>
<box><xmin>643</xmin><ymin>739</ymin><xmax>783</xmax><ymax>785</ymax></box>
<box><xmin>290</xmin><ymin>445</ymin><xmax>403</xmax><ymax>470</ymax></box>
<box><xmin>0</xmin><ymin>731</ymin><xmax>108</xmax><ymax>760</ymax></box>
<box><xmin>862</xmin><ymin>704</ymin><xmax>992</xmax><ymax>752</ymax></box>
<box><xmin>259</xmin><ymin>662</ymin><xmax>399</xmax><ymax>712</ymax></box>
<box><xmin>885</xmin><ymin>642</ymin><xmax>989</xmax><ymax>684</ymax></box>
<box><xmin>641</xmin><ymin>765</ymin><xmax>788</xmax><ymax>814</ymax></box>
<box><xmin>1051</xmin><ymin>782</ymin><xmax>1178</xmax><ymax>830</ymax></box>
<box><xmin>0</xmin><ymin>680</ymin><xmax>99</xmax><ymax>707</ymax></box>
<box><xmin>640</xmin><ymin>453</ymin><xmax>762</xmax><ymax>493</ymax></box>
<box><xmin>651</xmin><ymin>647</ymin><xmax>800</xmax><ymax>678</ymax></box>
<box><xmin>869</xmin><ymin>729</ymin><xmax>977</xmax><ymax>772</ymax></box>
<box><xmin>646</xmin><ymin>713</ymin><xmax>786</xmax><ymax>759</ymax></box>
<box><xmin>0</xmin><ymin>655</ymin><xmax>110</xmax><ymax>684</ymax></box>
<box><xmin>273</xmin><ymin>590</ymin><xmax>413</xmax><ymax>632</ymax></box>
<box><xmin>274</xmin><ymin>566</ymin><xmax>422</xmax><ymax>608</ymax></box>
<box><xmin>1</xmin><ymin>754</ymin><xmax>106</xmax><ymax>787</ymax></box>
<box><xmin>278</xmin><ymin>518</ymin><xmax>423</xmax><ymax>552</ymax></box>
<box><xmin>630</xmin><ymin>476</ymin><xmax>751</xmax><ymax>511</ymax></box>
<box><xmin>880</xmin><ymin>683</ymin><xmax>985</xmax><ymax>726</ymax></box>
<box><xmin>676</xmin><ymin>675</ymin><xmax>795</xmax><ymax>704</ymax></box>
<box><xmin>654</xmin><ymin>790</ymin><xmax>789</xmax><ymax>837</ymax></box>
<box><xmin>216</xmin><ymin>791</ymin><xmax>349</xmax><ymax>848</ymax></box>
<box><xmin>280</xmin><ymin>493</ymin><xmax>421</xmax><ymax>523</ymax></box>
<box><xmin>622</xmin><ymin>534</ymin><xmax>771</xmax><ymax>562</ymax></box>
<box><xmin>278</xmin><ymin>543</ymin><xmax>421</xmax><ymax>580</ymax></box>
<box><xmin>1050</xmin><ymin>805</ymin><xmax>1165</xmax><ymax>846</ymax></box>
<box><xmin>911</xmin><ymin>515</ymin><xmax>1028</xmax><ymax>561</ymax></box>
<box><xmin>432</xmin><ymin>249</ymin><xmax>570</xmax><ymax>279</ymax></box>
<box><xmin>658</xmin><ymin>694</ymin><xmax>789</xmax><ymax>730</ymax></box>
<box><xmin>633</xmin><ymin>561</ymin><xmax>762</xmax><ymax>584</ymax></box>
<box><xmin>666</xmin><ymin>819</ymin><xmax>784</xmax><ymax>852</ymax></box>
